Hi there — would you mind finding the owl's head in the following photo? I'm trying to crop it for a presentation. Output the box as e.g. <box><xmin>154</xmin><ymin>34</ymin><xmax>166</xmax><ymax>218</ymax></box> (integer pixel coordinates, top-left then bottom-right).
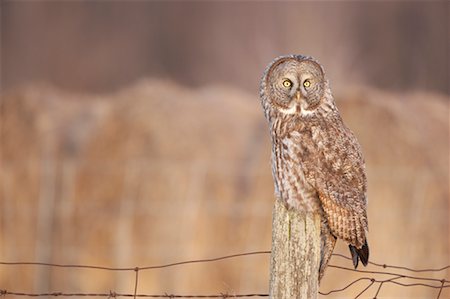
<box><xmin>260</xmin><ymin>55</ymin><xmax>333</xmax><ymax>119</ymax></box>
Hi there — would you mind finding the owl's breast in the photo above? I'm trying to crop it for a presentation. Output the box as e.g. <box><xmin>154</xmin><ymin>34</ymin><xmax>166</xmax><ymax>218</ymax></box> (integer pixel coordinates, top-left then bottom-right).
<box><xmin>271</xmin><ymin>132</ymin><xmax>321</xmax><ymax>212</ymax></box>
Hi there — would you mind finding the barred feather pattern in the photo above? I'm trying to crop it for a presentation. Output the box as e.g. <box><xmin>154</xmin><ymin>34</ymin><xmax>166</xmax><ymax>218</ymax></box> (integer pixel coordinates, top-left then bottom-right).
<box><xmin>260</xmin><ymin>55</ymin><xmax>369</xmax><ymax>282</ymax></box>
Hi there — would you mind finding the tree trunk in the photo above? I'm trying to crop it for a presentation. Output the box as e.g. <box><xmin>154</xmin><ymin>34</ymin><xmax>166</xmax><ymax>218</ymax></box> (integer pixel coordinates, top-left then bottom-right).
<box><xmin>269</xmin><ymin>199</ymin><xmax>321</xmax><ymax>298</ymax></box>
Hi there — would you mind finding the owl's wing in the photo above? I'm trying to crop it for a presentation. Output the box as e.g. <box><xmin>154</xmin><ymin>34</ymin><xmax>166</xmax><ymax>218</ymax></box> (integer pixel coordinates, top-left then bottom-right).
<box><xmin>300</xmin><ymin>122</ymin><xmax>369</xmax><ymax>266</ymax></box>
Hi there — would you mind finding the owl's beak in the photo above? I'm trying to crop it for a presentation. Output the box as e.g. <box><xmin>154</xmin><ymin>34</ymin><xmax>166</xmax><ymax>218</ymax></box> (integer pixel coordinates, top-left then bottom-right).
<box><xmin>295</xmin><ymin>91</ymin><xmax>301</xmax><ymax>102</ymax></box>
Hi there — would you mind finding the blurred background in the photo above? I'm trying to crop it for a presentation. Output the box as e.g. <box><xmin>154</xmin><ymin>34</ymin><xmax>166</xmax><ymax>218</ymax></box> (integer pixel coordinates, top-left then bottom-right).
<box><xmin>0</xmin><ymin>1</ymin><xmax>448</xmax><ymax>298</ymax></box>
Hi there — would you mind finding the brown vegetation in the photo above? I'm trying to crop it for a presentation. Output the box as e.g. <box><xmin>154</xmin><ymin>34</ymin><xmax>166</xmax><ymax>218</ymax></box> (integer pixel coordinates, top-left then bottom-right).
<box><xmin>0</xmin><ymin>80</ymin><xmax>448</xmax><ymax>297</ymax></box>
<box><xmin>2</xmin><ymin>2</ymin><xmax>448</xmax><ymax>95</ymax></box>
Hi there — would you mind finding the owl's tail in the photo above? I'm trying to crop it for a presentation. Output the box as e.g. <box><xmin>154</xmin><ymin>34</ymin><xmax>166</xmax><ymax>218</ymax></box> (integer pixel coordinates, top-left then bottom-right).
<box><xmin>319</xmin><ymin>231</ymin><xmax>337</xmax><ymax>284</ymax></box>
<box><xmin>349</xmin><ymin>240</ymin><xmax>369</xmax><ymax>268</ymax></box>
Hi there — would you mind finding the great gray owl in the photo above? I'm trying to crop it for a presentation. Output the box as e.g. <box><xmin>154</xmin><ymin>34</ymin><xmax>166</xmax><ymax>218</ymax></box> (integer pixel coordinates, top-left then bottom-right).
<box><xmin>259</xmin><ymin>55</ymin><xmax>369</xmax><ymax>282</ymax></box>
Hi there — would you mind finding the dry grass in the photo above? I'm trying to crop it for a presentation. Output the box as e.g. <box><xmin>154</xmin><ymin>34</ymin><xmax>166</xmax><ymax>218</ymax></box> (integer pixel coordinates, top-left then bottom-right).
<box><xmin>0</xmin><ymin>80</ymin><xmax>448</xmax><ymax>297</ymax></box>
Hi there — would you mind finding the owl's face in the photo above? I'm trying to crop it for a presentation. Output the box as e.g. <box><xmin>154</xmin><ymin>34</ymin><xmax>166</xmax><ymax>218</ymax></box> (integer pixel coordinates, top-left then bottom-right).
<box><xmin>261</xmin><ymin>55</ymin><xmax>328</xmax><ymax>117</ymax></box>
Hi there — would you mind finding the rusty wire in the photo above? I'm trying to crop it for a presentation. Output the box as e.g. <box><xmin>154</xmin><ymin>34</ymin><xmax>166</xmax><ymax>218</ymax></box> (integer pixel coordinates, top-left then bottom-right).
<box><xmin>1</xmin><ymin>251</ymin><xmax>449</xmax><ymax>298</ymax></box>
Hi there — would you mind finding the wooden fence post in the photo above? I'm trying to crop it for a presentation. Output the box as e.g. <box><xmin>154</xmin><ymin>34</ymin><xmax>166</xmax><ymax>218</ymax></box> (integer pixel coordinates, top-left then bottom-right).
<box><xmin>269</xmin><ymin>199</ymin><xmax>321</xmax><ymax>298</ymax></box>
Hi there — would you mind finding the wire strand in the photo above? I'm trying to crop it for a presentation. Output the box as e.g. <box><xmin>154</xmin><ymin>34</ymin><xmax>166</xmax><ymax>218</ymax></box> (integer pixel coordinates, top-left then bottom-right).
<box><xmin>1</xmin><ymin>251</ymin><xmax>448</xmax><ymax>298</ymax></box>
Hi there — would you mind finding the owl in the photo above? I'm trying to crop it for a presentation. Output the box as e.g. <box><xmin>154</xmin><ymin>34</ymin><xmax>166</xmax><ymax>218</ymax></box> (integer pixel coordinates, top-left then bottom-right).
<box><xmin>259</xmin><ymin>55</ymin><xmax>369</xmax><ymax>282</ymax></box>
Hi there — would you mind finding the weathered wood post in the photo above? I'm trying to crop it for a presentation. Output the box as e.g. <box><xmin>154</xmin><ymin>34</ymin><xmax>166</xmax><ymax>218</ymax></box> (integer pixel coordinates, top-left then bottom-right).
<box><xmin>269</xmin><ymin>198</ymin><xmax>321</xmax><ymax>298</ymax></box>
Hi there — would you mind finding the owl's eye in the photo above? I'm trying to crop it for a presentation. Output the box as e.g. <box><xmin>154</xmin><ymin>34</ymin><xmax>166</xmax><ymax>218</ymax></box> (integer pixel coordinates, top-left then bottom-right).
<box><xmin>303</xmin><ymin>80</ymin><xmax>312</xmax><ymax>88</ymax></box>
<box><xmin>303</xmin><ymin>80</ymin><xmax>311</xmax><ymax>88</ymax></box>
<box><xmin>282</xmin><ymin>79</ymin><xmax>292</xmax><ymax>88</ymax></box>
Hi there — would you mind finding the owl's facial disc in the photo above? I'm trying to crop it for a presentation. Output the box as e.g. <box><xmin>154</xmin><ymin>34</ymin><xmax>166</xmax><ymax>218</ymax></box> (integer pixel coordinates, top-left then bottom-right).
<box><xmin>273</xmin><ymin>74</ymin><xmax>310</xmax><ymax>116</ymax></box>
<box><xmin>276</xmin><ymin>77</ymin><xmax>300</xmax><ymax>114</ymax></box>
<box><xmin>266</xmin><ymin>57</ymin><xmax>326</xmax><ymax>117</ymax></box>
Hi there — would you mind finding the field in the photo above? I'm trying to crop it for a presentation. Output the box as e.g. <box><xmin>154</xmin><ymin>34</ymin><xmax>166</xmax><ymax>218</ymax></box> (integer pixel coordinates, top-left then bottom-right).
<box><xmin>1</xmin><ymin>80</ymin><xmax>448</xmax><ymax>298</ymax></box>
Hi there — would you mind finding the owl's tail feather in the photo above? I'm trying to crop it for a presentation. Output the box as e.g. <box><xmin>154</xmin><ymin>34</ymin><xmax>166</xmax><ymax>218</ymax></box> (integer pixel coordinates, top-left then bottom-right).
<box><xmin>319</xmin><ymin>232</ymin><xmax>337</xmax><ymax>284</ymax></box>
<box><xmin>349</xmin><ymin>240</ymin><xmax>369</xmax><ymax>269</ymax></box>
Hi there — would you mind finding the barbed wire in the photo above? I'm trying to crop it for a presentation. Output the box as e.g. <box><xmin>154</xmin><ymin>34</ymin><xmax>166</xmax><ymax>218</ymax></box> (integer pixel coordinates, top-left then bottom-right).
<box><xmin>1</xmin><ymin>251</ymin><xmax>449</xmax><ymax>298</ymax></box>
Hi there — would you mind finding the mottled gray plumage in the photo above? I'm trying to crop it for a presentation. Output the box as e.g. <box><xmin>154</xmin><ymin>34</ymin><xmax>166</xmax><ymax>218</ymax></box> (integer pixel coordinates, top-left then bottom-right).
<box><xmin>260</xmin><ymin>55</ymin><xmax>369</xmax><ymax>282</ymax></box>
